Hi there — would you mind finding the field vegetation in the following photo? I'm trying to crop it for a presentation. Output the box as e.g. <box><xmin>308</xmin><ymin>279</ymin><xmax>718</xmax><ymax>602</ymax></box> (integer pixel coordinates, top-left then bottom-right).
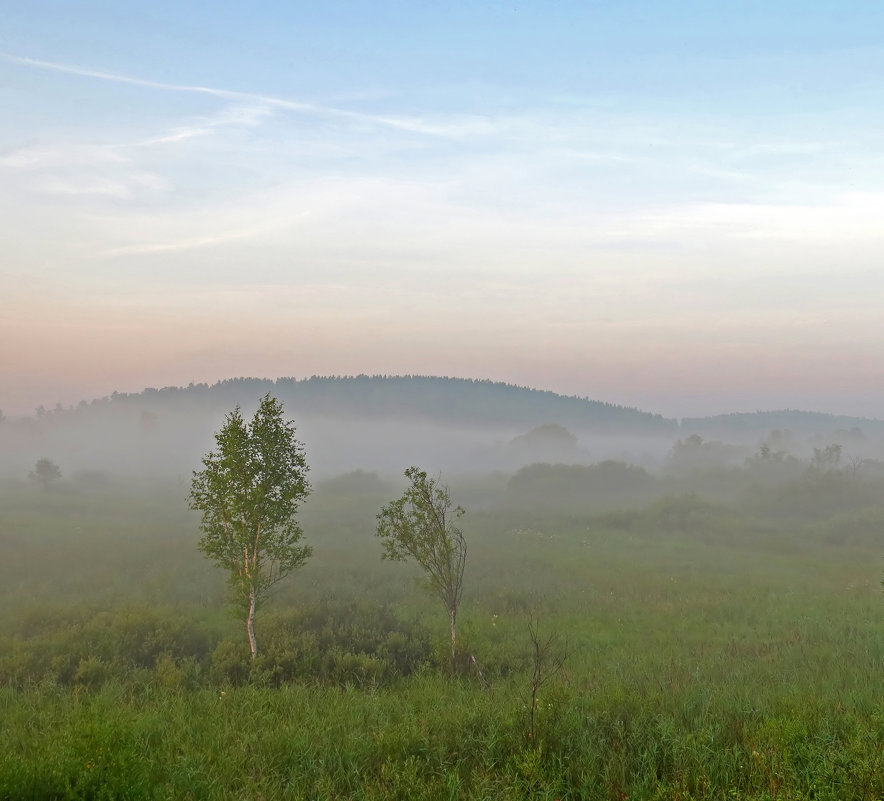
<box><xmin>1</xmin><ymin>441</ymin><xmax>882</xmax><ymax>799</ymax></box>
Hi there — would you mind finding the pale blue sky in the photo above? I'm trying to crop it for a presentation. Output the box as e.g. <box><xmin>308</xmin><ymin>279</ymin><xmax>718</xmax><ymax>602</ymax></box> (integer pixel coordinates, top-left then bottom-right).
<box><xmin>2</xmin><ymin>2</ymin><xmax>883</xmax><ymax>417</ymax></box>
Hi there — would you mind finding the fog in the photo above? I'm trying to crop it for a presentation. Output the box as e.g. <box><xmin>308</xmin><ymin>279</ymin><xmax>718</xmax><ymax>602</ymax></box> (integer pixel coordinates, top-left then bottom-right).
<box><xmin>0</xmin><ymin>409</ymin><xmax>673</xmax><ymax>484</ymax></box>
<box><xmin>3</xmin><ymin>375</ymin><xmax>883</xmax><ymax>800</ymax></box>
<box><xmin>2</xmin><ymin>377</ymin><xmax>883</xmax><ymax>486</ymax></box>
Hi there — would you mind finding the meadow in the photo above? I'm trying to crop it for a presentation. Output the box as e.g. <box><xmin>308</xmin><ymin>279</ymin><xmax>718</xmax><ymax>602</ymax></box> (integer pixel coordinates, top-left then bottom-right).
<box><xmin>1</xmin><ymin>463</ymin><xmax>882</xmax><ymax>800</ymax></box>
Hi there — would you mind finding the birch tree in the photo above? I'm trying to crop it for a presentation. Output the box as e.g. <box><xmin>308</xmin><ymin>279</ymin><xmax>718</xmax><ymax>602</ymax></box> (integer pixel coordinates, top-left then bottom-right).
<box><xmin>188</xmin><ymin>394</ymin><xmax>310</xmax><ymax>658</ymax></box>
<box><xmin>376</xmin><ymin>467</ymin><xmax>466</xmax><ymax>673</ymax></box>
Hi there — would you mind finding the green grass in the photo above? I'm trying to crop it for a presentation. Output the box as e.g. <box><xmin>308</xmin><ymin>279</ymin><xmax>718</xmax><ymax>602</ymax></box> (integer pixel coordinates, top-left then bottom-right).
<box><xmin>2</xmin><ymin>681</ymin><xmax>882</xmax><ymax>800</ymax></box>
<box><xmin>0</xmin><ymin>478</ymin><xmax>882</xmax><ymax>799</ymax></box>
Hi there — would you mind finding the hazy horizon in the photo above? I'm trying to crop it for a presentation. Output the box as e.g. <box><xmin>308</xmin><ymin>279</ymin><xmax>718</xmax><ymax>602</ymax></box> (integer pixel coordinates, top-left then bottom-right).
<box><xmin>3</xmin><ymin>3</ymin><xmax>883</xmax><ymax>420</ymax></box>
<box><xmin>2</xmin><ymin>372</ymin><xmax>882</xmax><ymax>425</ymax></box>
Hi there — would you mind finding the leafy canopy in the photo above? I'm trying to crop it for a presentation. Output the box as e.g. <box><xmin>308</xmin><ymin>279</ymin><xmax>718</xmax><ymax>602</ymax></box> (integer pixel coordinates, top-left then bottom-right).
<box><xmin>188</xmin><ymin>394</ymin><xmax>311</xmax><ymax>605</ymax></box>
<box><xmin>29</xmin><ymin>458</ymin><xmax>62</xmax><ymax>489</ymax></box>
<box><xmin>376</xmin><ymin>466</ymin><xmax>466</xmax><ymax>613</ymax></box>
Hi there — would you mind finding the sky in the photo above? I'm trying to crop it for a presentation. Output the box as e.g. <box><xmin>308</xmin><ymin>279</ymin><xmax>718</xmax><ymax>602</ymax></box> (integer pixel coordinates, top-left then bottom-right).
<box><xmin>2</xmin><ymin>1</ymin><xmax>884</xmax><ymax>419</ymax></box>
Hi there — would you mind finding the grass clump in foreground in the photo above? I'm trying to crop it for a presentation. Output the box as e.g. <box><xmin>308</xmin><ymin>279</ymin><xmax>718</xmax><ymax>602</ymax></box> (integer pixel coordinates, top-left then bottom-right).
<box><xmin>2</xmin><ymin>680</ymin><xmax>882</xmax><ymax>799</ymax></box>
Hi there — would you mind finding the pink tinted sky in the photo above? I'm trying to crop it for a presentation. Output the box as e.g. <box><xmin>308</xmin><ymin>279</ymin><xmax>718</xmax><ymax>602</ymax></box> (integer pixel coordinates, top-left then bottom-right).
<box><xmin>2</xmin><ymin>4</ymin><xmax>884</xmax><ymax>419</ymax></box>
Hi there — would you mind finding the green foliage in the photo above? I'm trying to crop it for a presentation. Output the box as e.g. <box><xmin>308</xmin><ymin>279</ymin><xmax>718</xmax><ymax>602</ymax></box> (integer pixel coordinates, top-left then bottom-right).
<box><xmin>748</xmin><ymin>469</ymin><xmax>884</xmax><ymax>521</ymax></box>
<box><xmin>506</xmin><ymin>460</ymin><xmax>655</xmax><ymax>513</ymax></box>
<box><xmin>744</xmin><ymin>440</ymin><xmax>804</xmax><ymax>485</ymax></box>
<box><xmin>643</xmin><ymin>493</ymin><xmax>724</xmax><ymax>533</ymax></box>
<box><xmin>377</xmin><ymin>467</ymin><xmax>467</xmax><ymax>671</ymax></box>
<box><xmin>376</xmin><ymin>467</ymin><xmax>466</xmax><ymax>581</ymax></box>
<box><xmin>28</xmin><ymin>457</ymin><xmax>61</xmax><ymax>490</ymax></box>
<box><xmin>189</xmin><ymin>394</ymin><xmax>310</xmax><ymax>656</ymax></box>
<box><xmin>189</xmin><ymin>394</ymin><xmax>311</xmax><ymax>599</ymax></box>
<box><xmin>209</xmin><ymin>602</ymin><xmax>434</xmax><ymax>687</ymax></box>
<box><xmin>0</xmin><ymin>604</ymin><xmax>212</xmax><ymax>688</ymax></box>
<box><xmin>811</xmin><ymin>442</ymin><xmax>842</xmax><ymax>471</ymax></box>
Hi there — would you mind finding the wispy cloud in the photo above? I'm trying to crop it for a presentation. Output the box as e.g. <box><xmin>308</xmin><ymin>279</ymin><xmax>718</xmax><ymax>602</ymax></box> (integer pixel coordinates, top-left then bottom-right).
<box><xmin>139</xmin><ymin>104</ymin><xmax>274</xmax><ymax>146</ymax></box>
<box><xmin>0</xmin><ymin>140</ymin><xmax>170</xmax><ymax>198</ymax></box>
<box><xmin>0</xmin><ymin>94</ymin><xmax>280</xmax><ymax>200</ymax></box>
<box><xmin>1</xmin><ymin>52</ymin><xmax>494</xmax><ymax>139</ymax></box>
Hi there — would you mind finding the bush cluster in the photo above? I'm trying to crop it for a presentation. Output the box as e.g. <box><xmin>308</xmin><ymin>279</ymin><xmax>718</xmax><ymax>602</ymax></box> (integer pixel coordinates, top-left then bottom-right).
<box><xmin>0</xmin><ymin>600</ymin><xmax>435</xmax><ymax>691</ymax></box>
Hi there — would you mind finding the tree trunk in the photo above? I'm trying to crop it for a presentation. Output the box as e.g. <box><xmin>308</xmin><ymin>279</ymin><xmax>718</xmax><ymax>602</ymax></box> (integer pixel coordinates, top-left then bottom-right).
<box><xmin>449</xmin><ymin>606</ymin><xmax>457</xmax><ymax>674</ymax></box>
<box><xmin>247</xmin><ymin>586</ymin><xmax>258</xmax><ymax>658</ymax></box>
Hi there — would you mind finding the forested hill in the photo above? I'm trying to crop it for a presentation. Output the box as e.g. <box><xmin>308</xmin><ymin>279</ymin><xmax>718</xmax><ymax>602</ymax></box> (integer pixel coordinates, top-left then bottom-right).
<box><xmin>681</xmin><ymin>409</ymin><xmax>884</xmax><ymax>437</ymax></box>
<box><xmin>32</xmin><ymin>375</ymin><xmax>678</xmax><ymax>434</ymax></box>
<box><xmin>13</xmin><ymin>377</ymin><xmax>884</xmax><ymax>436</ymax></box>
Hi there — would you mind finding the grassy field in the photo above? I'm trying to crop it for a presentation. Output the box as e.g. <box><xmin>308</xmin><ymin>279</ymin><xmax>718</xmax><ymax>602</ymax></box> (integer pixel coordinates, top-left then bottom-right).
<box><xmin>1</xmin><ymin>470</ymin><xmax>882</xmax><ymax>799</ymax></box>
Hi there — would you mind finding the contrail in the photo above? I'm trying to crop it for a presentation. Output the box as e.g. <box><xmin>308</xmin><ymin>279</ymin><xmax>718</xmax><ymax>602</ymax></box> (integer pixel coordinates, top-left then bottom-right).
<box><xmin>0</xmin><ymin>52</ymin><xmax>455</xmax><ymax>137</ymax></box>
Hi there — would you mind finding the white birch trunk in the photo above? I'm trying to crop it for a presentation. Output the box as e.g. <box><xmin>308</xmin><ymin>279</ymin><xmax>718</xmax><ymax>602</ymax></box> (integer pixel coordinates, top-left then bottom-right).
<box><xmin>247</xmin><ymin>585</ymin><xmax>258</xmax><ymax>658</ymax></box>
<box><xmin>449</xmin><ymin>606</ymin><xmax>457</xmax><ymax>674</ymax></box>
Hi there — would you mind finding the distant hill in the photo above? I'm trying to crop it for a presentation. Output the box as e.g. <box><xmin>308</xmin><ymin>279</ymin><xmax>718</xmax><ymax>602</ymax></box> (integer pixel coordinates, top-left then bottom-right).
<box><xmin>681</xmin><ymin>409</ymin><xmax>884</xmax><ymax>437</ymax></box>
<box><xmin>14</xmin><ymin>377</ymin><xmax>884</xmax><ymax>436</ymax></box>
<box><xmin>11</xmin><ymin>377</ymin><xmax>884</xmax><ymax>438</ymax></box>
<box><xmin>41</xmin><ymin>375</ymin><xmax>679</xmax><ymax>434</ymax></box>
<box><xmin>3</xmin><ymin>376</ymin><xmax>883</xmax><ymax>479</ymax></box>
